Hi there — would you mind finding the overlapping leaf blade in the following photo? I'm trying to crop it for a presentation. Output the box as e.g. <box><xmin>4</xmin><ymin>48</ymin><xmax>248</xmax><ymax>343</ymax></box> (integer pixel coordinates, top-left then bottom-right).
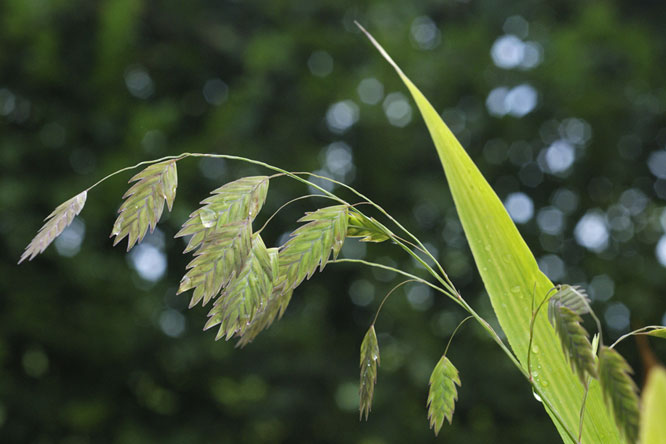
<box><xmin>359</xmin><ymin>325</ymin><xmax>380</xmax><ymax>420</ymax></box>
<box><xmin>19</xmin><ymin>191</ymin><xmax>87</xmax><ymax>263</ymax></box>
<box><xmin>177</xmin><ymin>219</ymin><xmax>252</xmax><ymax>308</ymax></box>
<box><xmin>639</xmin><ymin>366</ymin><xmax>666</xmax><ymax>444</ymax></box>
<box><xmin>359</xmin><ymin>25</ymin><xmax>622</xmax><ymax>443</ymax></box>
<box><xmin>346</xmin><ymin>210</ymin><xmax>391</xmax><ymax>243</ymax></box>
<box><xmin>204</xmin><ymin>234</ymin><xmax>275</xmax><ymax>341</ymax></box>
<box><xmin>111</xmin><ymin>160</ymin><xmax>178</xmax><ymax>251</ymax></box>
<box><xmin>599</xmin><ymin>346</ymin><xmax>640</xmax><ymax>444</ymax></box>
<box><xmin>175</xmin><ymin>176</ymin><xmax>268</xmax><ymax>253</ymax></box>
<box><xmin>278</xmin><ymin>205</ymin><xmax>348</xmax><ymax>291</ymax></box>
<box><xmin>427</xmin><ymin>354</ymin><xmax>461</xmax><ymax>436</ymax></box>
<box><xmin>548</xmin><ymin>301</ymin><xmax>598</xmax><ymax>385</ymax></box>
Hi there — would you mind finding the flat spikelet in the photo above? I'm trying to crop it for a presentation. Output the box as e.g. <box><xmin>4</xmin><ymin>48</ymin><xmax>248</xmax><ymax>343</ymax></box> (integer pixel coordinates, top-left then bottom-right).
<box><xmin>19</xmin><ymin>191</ymin><xmax>87</xmax><ymax>263</ymax></box>
<box><xmin>175</xmin><ymin>176</ymin><xmax>268</xmax><ymax>253</ymax></box>
<box><xmin>177</xmin><ymin>219</ymin><xmax>253</xmax><ymax>308</ymax></box>
<box><xmin>346</xmin><ymin>210</ymin><xmax>391</xmax><ymax>243</ymax></box>
<box><xmin>236</xmin><ymin>204</ymin><xmax>348</xmax><ymax>346</ymax></box>
<box><xmin>548</xmin><ymin>289</ymin><xmax>597</xmax><ymax>384</ymax></box>
<box><xmin>647</xmin><ymin>328</ymin><xmax>666</xmax><ymax>339</ymax></box>
<box><xmin>204</xmin><ymin>234</ymin><xmax>276</xmax><ymax>340</ymax></box>
<box><xmin>359</xmin><ymin>325</ymin><xmax>380</xmax><ymax>420</ymax></box>
<box><xmin>111</xmin><ymin>160</ymin><xmax>178</xmax><ymax>251</ymax></box>
<box><xmin>278</xmin><ymin>205</ymin><xmax>348</xmax><ymax>291</ymax></box>
<box><xmin>599</xmin><ymin>346</ymin><xmax>640</xmax><ymax>444</ymax></box>
<box><xmin>427</xmin><ymin>355</ymin><xmax>461</xmax><ymax>435</ymax></box>
<box><xmin>547</xmin><ymin>285</ymin><xmax>591</xmax><ymax>318</ymax></box>
<box><xmin>235</xmin><ymin>282</ymin><xmax>292</xmax><ymax>348</ymax></box>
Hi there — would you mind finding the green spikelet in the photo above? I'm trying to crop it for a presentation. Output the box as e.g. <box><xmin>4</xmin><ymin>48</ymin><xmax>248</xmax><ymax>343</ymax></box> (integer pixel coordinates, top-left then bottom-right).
<box><xmin>427</xmin><ymin>355</ymin><xmax>461</xmax><ymax>435</ymax></box>
<box><xmin>111</xmin><ymin>160</ymin><xmax>178</xmax><ymax>251</ymax></box>
<box><xmin>175</xmin><ymin>176</ymin><xmax>268</xmax><ymax>253</ymax></box>
<box><xmin>346</xmin><ymin>210</ymin><xmax>391</xmax><ymax>242</ymax></box>
<box><xmin>19</xmin><ymin>191</ymin><xmax>87</xmax><ymax>263</ymax></box>
<box><xmin>177</xmin><ymin>219</ymin><xmax>252</xmax><ymax>308</ymax></box>
<box><xmin>278</xmin><ymin>205</ymin><xmax>348</xmax><ymax>291</ymax></box>
<box><xmin>359</xmin><ymin>325</ymin><xmax>380</xmax><ymax>421</ymax></box>
<box><xmin>204</xmin><ymin>234</ymin><xmax>275</xmax><ymax>340</ymax></box>
<box><xmin>235</xmin><ymin>284</ymin><xmax>292</xmax><ymax>348</ymax></box>
<box><xmin>548</xmin><ymin>289</ymin><xmax>597</xmax><ymax>384</ymax></box>
<box><xmin>599</xmin><ymin>346</ymin><xmax>640</xmax><ymax>444</ymax></box>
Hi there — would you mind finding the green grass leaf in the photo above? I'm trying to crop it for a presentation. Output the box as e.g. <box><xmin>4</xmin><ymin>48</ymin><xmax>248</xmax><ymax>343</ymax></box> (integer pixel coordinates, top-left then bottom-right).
<box><xmin>359</xmin><ymin>325</ymin><xmax>380</xmax><ymax>421</ymax></box>
<box><xmin>358</xmin><ymin>24</ymin><xmax>622</xmax><ymax>442</ymax></box>
<box><xmin>346</xmin><ymin>210</ymin><xmax>391</xmax><ymax>242</ymax></box>
<box><xmin>204</xmin><ymin>234</ymin><xmax>275</xmax><ymax>341</ymax></box>
<box><xmin>19</xmin><ymin>191</ymin><xmax>87</xmax><ymax>263</ymax></box>
<box><xmin>175</xmin><ymin>176</ymin><xmax>268</xmax><ymax>253</ymax></box>
<box><xmin>548</xmin><ymin>302</ymin><xmax>598</xmax><ymax>384</ymax></box>
<box><xmin>427</xmin><ymin>355</ymin><xmax>460</xmax><ymax>436</ymax></box>
<box><xmin>639</xmin><ymin>366</ymin><xmax>666</xmax><ymax>444</ymax></box>
<box><xmin>599</xmin><ymin>346</ymin><xmax>640</xmax><ymax>444</ymax></box>
<box><xmin>177</xmin><ymin>219</ymin><xmax>253</xmax><ymax>308</ymax></box>
<box><xmin>111</xmin><ymin>160</ymin><xmax>178</xmax><ymax>251</ymax></box>
<box><xmin>278</xmin><ymin>205</ymin><xmax>348</xmax><ymax>291</ymax></box>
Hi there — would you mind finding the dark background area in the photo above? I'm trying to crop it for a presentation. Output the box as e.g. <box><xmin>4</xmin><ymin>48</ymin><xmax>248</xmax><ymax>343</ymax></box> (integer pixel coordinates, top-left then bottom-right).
<box><xmin>2</xmin><ymin>0</ymin><xmax>666</xmax><ymax>442</ymax></box>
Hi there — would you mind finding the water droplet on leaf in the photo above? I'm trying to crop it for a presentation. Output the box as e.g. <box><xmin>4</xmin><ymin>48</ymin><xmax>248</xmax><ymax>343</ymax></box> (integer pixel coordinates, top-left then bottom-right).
<box><xmin>200</xmin><ymin>209</ymin><xmax>217</xmax><ymax>228</ymax></box>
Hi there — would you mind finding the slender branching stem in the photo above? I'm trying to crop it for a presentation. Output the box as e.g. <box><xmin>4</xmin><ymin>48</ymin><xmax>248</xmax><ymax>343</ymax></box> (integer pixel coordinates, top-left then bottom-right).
<box><xmin>444</xmin><ymin>316</ymin><xmax>473</xmax><ymax>357</ymax></box>
<box><xmin>255</xmin><ymin>194</ymin><xmax>338</xmax><ymax>235</ymax></box>
<box><xmin>527</xmin><ymin>287</ymin><xmax>557</xmax><ymax>382</ymax></box>
<box><xmin>85</xmin><ymin>153</ymin><xmax>190</xmax><ymax>192</ymax></box>
<box><xmin>578</xmin><ymin>378</ymin><xmax>591</xmax><ymax>444</ymax></box>
<box><xmin>372</xmin><ymin>279</ymin><xmax>418</xmax><ymax>325</ymax></box>
<box><xmin>330</xmin><ymin>258</ymin><xmax>459</xmax><ymax>303</ymax></box>
<box><xmin>609</xmin><ymin>325</ymin><xmax>666</xmax><ymax>349</ymax></box>
<box><xmin>288</xmin><ymin>170</ymin><xmax>456</xmax><ymax>292</ymax></box>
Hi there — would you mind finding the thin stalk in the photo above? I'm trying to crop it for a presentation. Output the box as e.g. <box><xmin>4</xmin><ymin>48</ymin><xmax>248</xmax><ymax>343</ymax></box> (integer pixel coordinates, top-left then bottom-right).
<box><xmin>289</xmin><ymin>171</ymin><xmax>456</xmax><ymax>292</ymax></box>
<box><xmin>331</xmin><ymin>258</ymin><xmax>459</xmax><ymax>304</ymax></box>
<box><xmin>578</xmin><ymin>379</ymin><xmax>591</xmax><ymax>443</ymax></box>
<box><xmin>85</xmin><ymin>153</ymin><xmax>189</xmax><ymax>192</ymax></box>
<box><xmin>527</xmin><ymin>287</ymin><xmax>557</xmax><ymax>382</ymax></box>
<box><xmin>610</xmin><ymin>325</ymin><xmax>666</xmax><ymax>349</ymax></box>
<box><xmin>444</xmin><ymin>316</ymin><xmax>473</xmax><ymax>357</ymax></box>
<box><xmin>255</xmin><ymin>194</ymin><xmax>337</xmax><ymax>235</ymax></box>
<box><xmin>372</xmin><ymin>279</ymin><xmax>417</xmax><ymax>325</ymax></box>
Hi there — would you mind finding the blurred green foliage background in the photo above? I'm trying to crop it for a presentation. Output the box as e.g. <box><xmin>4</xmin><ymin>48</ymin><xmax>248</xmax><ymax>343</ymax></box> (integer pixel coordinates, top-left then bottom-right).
<box><xmin>2</xmin><ymin>0</ymin><xmax>666</xmax><ymax>442</ymax></box>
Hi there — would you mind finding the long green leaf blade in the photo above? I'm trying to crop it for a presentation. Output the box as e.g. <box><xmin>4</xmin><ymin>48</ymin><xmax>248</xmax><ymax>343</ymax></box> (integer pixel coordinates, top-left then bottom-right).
<box><xmin>639</xmin><ymin>366</ymin><xmax>666</xmax><ymax>444</ymax></box>
<box><xmin>359</xmin><ymin>25</ymin><xmax>621</xmax><ymax>443</ymax></box>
